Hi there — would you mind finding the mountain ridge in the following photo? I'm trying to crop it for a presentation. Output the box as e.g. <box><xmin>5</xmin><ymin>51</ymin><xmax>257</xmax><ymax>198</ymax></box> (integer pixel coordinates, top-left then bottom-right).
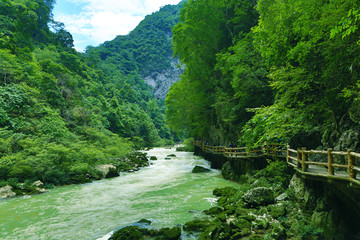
<box><xmin>91</xmin><ymin>2</ymin><xmax>185</xmax><ymax>99</ymax></box>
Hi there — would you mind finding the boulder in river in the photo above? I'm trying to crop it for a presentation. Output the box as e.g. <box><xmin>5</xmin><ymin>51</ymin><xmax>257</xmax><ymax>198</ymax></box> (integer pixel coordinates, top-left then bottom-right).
<box><xmin>183</xmin><ymin>219</ymin><xmax>212</xmax><ymax>232</ymax></box>
<box><xmin>213</xmin><ymin>186</ymin><xmax>237</xmax><ymax>197</ymax></box>
<box><xmin>242</xmin><ymin>187</ymin><xmax>274</xmax><ymax>207</ymax></box>
<box><xmin>109</xmin><ymin>226</ymin><xmax>145</xmax><ymax>240</ymax></box>
<box><xmin>136</xmin><ymin>219</ymin><xmax>152</xmax><ymax>225</ymax></box>
<box><xmin>176</xmin><ymin>146</ymin><xmax>187</xmax><ymax>151</ymax></box>
<box><xmin>192</xmin><ymin>165</ymin><xmax>211</xmax><ymax>173</ymax></box>
<box><xmin>167</xmin><ymin>154</ymin><xmax>176</xmax><ymax>157</ymax></box>
<box><xmin>95</xmin><ymin>165</ymin><xmax>119</xmax><ymax>179</ymax></box>
<box><xmin>0</xmin><ymin>185</ymin><xmax>16</xmax><ymax>199</ymax></box>
<box><xmin>150</xmin><ymin>156</ymin><xmax>157</xmax><ymax>160</ymax></box>
<box><xmin>159</xmin><ymin>227</ymin><xmax>181</xmax><ymax>240</ymax></box>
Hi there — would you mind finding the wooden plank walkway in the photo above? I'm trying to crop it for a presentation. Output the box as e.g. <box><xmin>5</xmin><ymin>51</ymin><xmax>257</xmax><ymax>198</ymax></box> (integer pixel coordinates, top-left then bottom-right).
<box><xmin>193</xmin><ymin>141</ymin><xmax>360</xmax><ymax>187</ymax></box>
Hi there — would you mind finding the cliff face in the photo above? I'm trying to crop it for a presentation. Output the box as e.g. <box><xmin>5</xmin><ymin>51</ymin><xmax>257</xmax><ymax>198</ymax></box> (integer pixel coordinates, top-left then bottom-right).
<box><xmin>289</xmin><ymin>174</ymin><xmax>360</xmax><ymax>240</ymax></box>
<box><xmin>143</xmin><ymin>58</ymin><xmax>183</xmax><ymax>99</ymax></box>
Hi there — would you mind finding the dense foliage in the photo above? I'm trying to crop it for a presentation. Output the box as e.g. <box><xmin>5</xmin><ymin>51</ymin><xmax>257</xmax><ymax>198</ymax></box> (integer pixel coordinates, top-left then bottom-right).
<box><xmin>90</xmin><ymin>3</ymin><xmax>183</xmax><ymax>77</ymax></box>
<box><xmin>167</xmin><ymin>0</ymin><xmax>360</xmax><ymax>150</ymax></box>
<box><xmin>0</xmin><ymin>0</ymin><xmax>177</xmax><ymax>186</ymax></box>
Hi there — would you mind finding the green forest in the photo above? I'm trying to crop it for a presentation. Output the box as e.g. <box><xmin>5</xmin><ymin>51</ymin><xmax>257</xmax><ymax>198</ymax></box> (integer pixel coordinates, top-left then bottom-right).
<box><xmin>2</xmin><ymin>0</ymin><xmax>360</xmax><ymax>190</ymax></box>
<box><xmin>0</xmin><ymin>0</ymin><xmax>182</xmax><ymax>188</ymax></box>
<box><xmin>167</xmin><ymin>0</ymin><xmax>360</xmax><ymax>151</ymax></box>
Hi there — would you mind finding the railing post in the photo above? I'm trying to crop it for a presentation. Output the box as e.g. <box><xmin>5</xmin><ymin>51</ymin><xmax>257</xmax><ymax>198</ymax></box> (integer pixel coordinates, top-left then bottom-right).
<box><xmin>348</xmin><ymin>150</ymin><xmax>356</xmax><ymax>179</ymax></box>
<box><xmin>327</xmin><ymin>148</ymin><xmax>334</xmax><ymax>175</ymax></box>
<box><xmin>272</xmin><ymin>144</ymin><xmax>276</xmax><ymax>155</ymax></box>
<box><xmin>286</xmin><ymin>145</ymin><xmax>290</xmax><ymax>163</ymax></box>
<box><xmin>296</xmin><ymin>149</ymin><xmax>301</xmax><ymax>168</ymax></box>
<box><xmin>302</xmin><ymin>147</ymin><xmax>308</xmax><ymax>172</ymax></box>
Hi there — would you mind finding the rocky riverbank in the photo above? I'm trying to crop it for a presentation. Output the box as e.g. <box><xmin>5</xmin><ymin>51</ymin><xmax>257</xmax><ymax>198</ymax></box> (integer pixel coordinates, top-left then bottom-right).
<box><xmin>193</xmin><ymin>145</ymin><xmax>360</xmax><ymax>240</ymax></box>
<box><xmin>0</xmin><ymin>180</ymin><xmax>46</xmax><ymax>199</ymax></box>
<box><xmin>108</xmin><ymin>159</ymin><xmax>360</xmax><ymax>240</ymax></box>
<box><xmin>0</xmin><ymin>151</ymin><xmax>150</xmax><ymax>200</ymax></box>
<box><xmin>108</xmin><ymin>160</ymin><xmax>315</xmax><ymax>240</ymax></box>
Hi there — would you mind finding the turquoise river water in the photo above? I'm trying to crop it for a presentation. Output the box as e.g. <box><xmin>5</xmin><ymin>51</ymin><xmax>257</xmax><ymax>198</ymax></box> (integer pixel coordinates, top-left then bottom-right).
<box><xmin>0</xmin><ymin>148</ymin><xmax>239</xmax><ymax>240</ymax></box>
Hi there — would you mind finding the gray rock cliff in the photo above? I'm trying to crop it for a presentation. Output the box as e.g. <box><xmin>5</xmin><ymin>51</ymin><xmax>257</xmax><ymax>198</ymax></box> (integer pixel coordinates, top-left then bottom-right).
<box><xmin>143</xmin><ymin>58</ymin><xmax>184</xmax><ymax>99</ymax></box>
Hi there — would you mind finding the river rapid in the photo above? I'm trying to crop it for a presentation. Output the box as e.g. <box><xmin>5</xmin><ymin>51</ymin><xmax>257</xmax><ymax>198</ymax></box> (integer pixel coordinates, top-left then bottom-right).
<box><xmin>0</xmin><ymin>148</ymin><xmax>239</xmax><ymax>240</ymax></box>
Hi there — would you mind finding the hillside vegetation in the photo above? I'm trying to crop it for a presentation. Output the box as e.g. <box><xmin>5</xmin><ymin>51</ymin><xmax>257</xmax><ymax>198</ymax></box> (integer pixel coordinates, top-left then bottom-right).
<box><xmin>167</xmin><ymin>0</ymin><xmax>360</xmax><ymax>151</ymax></box>
<box><xmin>0</xmin><ymin>0</ymin><xmax>179</xmax><ymax>187</ymax></box>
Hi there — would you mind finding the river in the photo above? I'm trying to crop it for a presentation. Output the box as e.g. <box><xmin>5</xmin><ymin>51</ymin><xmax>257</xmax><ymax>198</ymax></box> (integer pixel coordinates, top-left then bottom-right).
<box><xmin>0</xmin><ymin>148</ymin><xmax>239</xmax><ymax>240</ymax></box>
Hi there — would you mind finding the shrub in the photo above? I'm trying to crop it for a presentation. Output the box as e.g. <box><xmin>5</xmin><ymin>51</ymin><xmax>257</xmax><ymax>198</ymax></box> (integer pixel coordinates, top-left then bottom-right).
<box><xmin>254</xmin><ymin>160</ymin><xmax>293</xmax><ymax>189</ymax></box>
<box><xmin>183</xmin><ymin>137</ymin><xmax>195</xmax><ymax>152</ymax></box>
<box><xmin>43</xmin><ymin>169</ymin><xmax>69</xmax><ymax>185</ymax></box>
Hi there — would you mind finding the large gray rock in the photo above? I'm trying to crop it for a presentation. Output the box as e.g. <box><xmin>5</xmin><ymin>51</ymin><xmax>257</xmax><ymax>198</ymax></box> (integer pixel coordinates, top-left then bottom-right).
<box><xmin>289</xmin><ymin>174</ymin><xmax>307</xmax><ymax>201</ymax></box>
<box><xmin>95</xmin><ymin>165</ymin><xmax>119</xmax><ymax>178</ymax></box>
<box><xmin>32</xmin><ymin>180</ymin><xmax>46</xmax><ymax>194</ymax></box>
<box><xmin>0</xmin><ymin>185</ymin><xmax>16</xmax><ymax>199</ymax></box>
<box><xmin>335</xmin><ymin>129</ymin><xmax>360</xmax><ymax>152</ymax></box>
<box><xmin>143</xmin><ymin>58</ymin><xmax>184</xmax><ymax>99</ymax></box>
<box><xmin>242</xmin><ymin>187</ymin><xmax>274</xmax><ymax>207</ymax></box>
<box><xmin>32</xmin><ymin>180</ymin><xmax>44</xmax><ymax>188</ymax></box>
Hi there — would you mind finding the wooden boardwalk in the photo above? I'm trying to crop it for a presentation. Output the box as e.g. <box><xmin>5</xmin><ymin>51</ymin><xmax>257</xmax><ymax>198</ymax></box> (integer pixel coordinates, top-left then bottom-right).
<box><xmin>193</xmin><ymin>141</ymin><xmax>360</xmax><ymax>187</ymax></box>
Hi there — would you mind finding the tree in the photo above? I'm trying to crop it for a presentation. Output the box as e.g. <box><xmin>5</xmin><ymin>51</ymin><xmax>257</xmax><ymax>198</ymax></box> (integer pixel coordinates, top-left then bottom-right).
<box><xmin>248</xmin><ymin>0</ymin><xmax>360</xmax><ymax>147</ymax></box>
<box><xmin>167</xmin><ymin>0</ymin><xmax>261</xmax><ymax>143</ymax></box>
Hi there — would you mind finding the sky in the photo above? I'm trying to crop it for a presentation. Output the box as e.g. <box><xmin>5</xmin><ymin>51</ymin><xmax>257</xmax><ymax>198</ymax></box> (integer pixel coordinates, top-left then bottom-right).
<box><xmin>52</xmin><ymin>0</ymin><xmax>182</xmax><ymax>52</ymax></box>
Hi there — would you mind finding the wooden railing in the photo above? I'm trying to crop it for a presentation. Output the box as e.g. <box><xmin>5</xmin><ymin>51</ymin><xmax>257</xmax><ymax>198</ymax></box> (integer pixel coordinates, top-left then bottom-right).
<box><xmin>193</xmin><ymin>141</ymin><xmax>360</xmax><ymax>187</ymax></box>
<box><xmin>286</xmin><ymin>148</ymin><xmax>360</xmax><ymax>186</ymax></box>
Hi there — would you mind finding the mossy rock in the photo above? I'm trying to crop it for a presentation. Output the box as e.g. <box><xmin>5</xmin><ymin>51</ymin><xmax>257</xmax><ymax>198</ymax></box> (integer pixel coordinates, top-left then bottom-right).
<box><xmin>224</xmin><ymin>204</ymin><xmax>236</xmax><ymax>212</ymax></box>
<box><xmin>251</xmin><ymin>177</ymin><xmax>271</xmax><ymax>188</ymax></box>
<box><xmin>268</xmin><ymin>203</ymin><xmax>287</xmax><ymax>219</ymax></box>
<box><xmin>229</xmin><ymin>229</ymin><xmax>251</xmax><ymax>240</ymax></box>
<box><xmin>192</xmin><ymin>166</ymin><xmax>211</xmax><ymax>173</ymax></box>
<box><xmin>136</xmin><ymin>219</ymin><xmax>152</xmax><ymax>225</ymax></box>
<box><xmin>242</xmin><ymin>187</ymin><xmax>274</xmax><ymax>207</ymax></box>
<box><xmin>201</xmin><ymin>222</ymin><xmax>232</xmax><ymax>240</ymax></box>
<box><xmin>235</xmin><ymin>207</ymin><xmax>250</xmax><ymax>217</ymax></box>
<box><xmin>109</xmin><ymin>226</ymin><xmax>144</xmax><ymax>240</ymax></box>
<box><xmin>204</xmin><ymin>206</ymin><xmax>223</xmax><ymax>215</ymax></box>
<box><xmin>150</xmin><ymin>156</ymin><xmax>157</xmax><ymax>160</ymax></box>
<box><xmin>229</xmin><ymin>218</ymin><xmax>251</xmax><ymax>230</ymax></box>
<box><xmin>213</xmin><ymin>186</ymin><xmax>237</xmax><ymax>197</ymax></box>
<box><xmin>105</xmin><ymin>167</ymin><xmax>120</xmax><ymax>178</ymax></box>
<box><xmin>252</xmin><ymin>218</ymin><xmax>270</xmax><ymax>230</ymax></box>
<box><xmin>176</xmin><ymin>147</ymin><xmax>187</xmax><ymax>151</ymax></box>
<box><xmin>167</xmin><ymin>154</ymin><xmax>177</xmax><ymax>157</ymax></box>
<box><xmin>216</xmin><ymin>212</ymin><xmax>227</xmax><ymax>222</ymax></box>
<box><xmin>200</xmin><ymin>222</ymin><xmax>220</xmax><ymax>240</ymax></box>
<box><xmin>249</xmin><ymin>234</ymin><xmax>263</xmax><ymax>240</ymax></box>
<box><xmin>183</xmin><ymin>219</ymin><xmax>212</xmax><ymax>232</ymax></box>
<box><xmin>160</xmin><ymin>226</ymin><xmax>181</xmax><ymax>240</ymax></box>
<box><xmin>242</xmin><ymin>214</ymin><xmax>256</xmax><ymax>222</ymax></box>
<box><xmin>217</xmin><ymin>196</ymin><xmax>228</xmax><ymax>206</ymax></box>
<box><xmin>268</xmin><ymin>221</ymin><xmax>286</xmax><ymax>240</ymax></box>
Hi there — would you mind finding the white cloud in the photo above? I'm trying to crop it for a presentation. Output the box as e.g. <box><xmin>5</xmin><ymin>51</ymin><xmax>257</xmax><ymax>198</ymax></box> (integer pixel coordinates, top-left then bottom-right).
<box><xmin>54</xmin><ymin>0</ymin><xmax>182</xmax><ymax>51</ymax></box>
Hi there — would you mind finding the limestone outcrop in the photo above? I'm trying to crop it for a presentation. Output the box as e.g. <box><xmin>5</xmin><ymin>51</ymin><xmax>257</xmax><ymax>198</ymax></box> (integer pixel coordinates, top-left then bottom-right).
<box><xmin>0</xmin><ymin>185</ymin><xmax>16</xmax><ymax>199</ymax></box>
